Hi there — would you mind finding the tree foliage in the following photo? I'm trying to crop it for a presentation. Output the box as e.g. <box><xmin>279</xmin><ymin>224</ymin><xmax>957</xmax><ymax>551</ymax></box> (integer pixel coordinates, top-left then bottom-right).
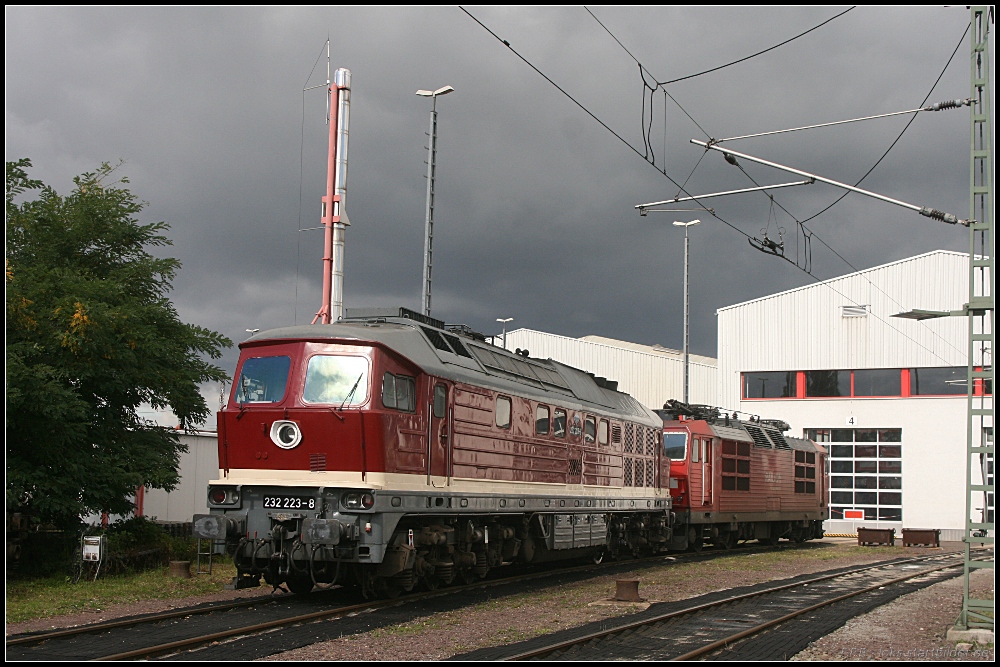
<box><xmin>6</xmin><ymin>159</ymin><xmax>231</xmax><ymax>527</ymax></box>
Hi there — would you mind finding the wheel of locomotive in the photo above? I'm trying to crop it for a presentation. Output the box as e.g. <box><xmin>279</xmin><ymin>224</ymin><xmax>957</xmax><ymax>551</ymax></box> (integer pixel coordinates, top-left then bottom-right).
<box><xmin>688</xmin><ymin>527</ymin><xmax>703</xmax><ymax>552</ymax></box>
<box><xmin>591</xmin><ymin>548</ymin><xmax>605</xmax><ymax>565</ymax></box>
<box><xmin>791</xmin><ymin>529</ymin><xmax>808</xmax><ymax>544</ymax></box>
<box><xmin>285</xmin><ymin>575</ymin><xmax>314</xmax><ymax>596</ymax></box>
<box><xmin>716</xmin><ymin>532</ymin><xmax>736</xmax><ymax>550</ymax></box>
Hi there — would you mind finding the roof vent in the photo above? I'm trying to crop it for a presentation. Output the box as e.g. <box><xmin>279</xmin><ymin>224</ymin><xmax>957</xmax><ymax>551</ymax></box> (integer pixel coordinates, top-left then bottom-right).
<box><xmin>842</xmin><ymin>305</ymin><xmax>868</xmax><ymax>317</ymax></box>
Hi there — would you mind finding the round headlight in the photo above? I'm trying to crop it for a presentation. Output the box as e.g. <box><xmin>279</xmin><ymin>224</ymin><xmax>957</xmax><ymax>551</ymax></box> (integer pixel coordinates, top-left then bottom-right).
<box><xmin>269</xmin><ymin>420</ymin><xmax>302</xmax><ymax>449</ymax></box>
<box><xmin>209</xmin><ymin>487</ymin><xmax>227</xmax><ymax>504</ymax></box>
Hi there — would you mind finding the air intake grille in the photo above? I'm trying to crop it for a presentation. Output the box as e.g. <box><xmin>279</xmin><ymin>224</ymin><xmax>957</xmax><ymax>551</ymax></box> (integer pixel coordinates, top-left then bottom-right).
<box><xmin>309</xmin><ymin>453</ymin><xmax>327</xmax><ymax>472</ymax></box>
<box><xmin>744</xmin><ymin>425</ymin><xmax>773</xmax><ymax>448</ymax></box>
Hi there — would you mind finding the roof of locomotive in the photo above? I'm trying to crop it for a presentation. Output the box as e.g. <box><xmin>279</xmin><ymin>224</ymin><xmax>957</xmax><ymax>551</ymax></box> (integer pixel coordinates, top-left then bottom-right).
<box><xmin>241</xmin><ymin>319</ymin><xmax>660</xmax><ymax>427</ymax></box>
<box><xmin>661</xmin><ymin>413</ymin><xmax>823</xmax><ymax>452</ymax></box>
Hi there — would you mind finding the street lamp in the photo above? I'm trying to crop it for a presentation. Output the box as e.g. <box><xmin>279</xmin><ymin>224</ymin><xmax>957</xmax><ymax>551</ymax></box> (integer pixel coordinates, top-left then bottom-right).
<box><xmin>416</xmin><ymin>85</ymin><xmax>455</xmax><ymax>317</ymax></box>
<box><xmin>673</xmin><ymin>219</ymin><xmax>701</xmax><ymax>404</ymax></box>
<box><xmin>496</xmin><ymin>317</ymin><xmax>513</xmax><ymax>350</ymax></box>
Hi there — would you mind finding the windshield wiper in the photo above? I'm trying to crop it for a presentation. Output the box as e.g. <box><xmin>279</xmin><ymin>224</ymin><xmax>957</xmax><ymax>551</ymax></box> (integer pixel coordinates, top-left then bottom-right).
<box><xmin>236</xmin><ymin>377</ymin><xmax>250</xmax><ymax>419</ymax></box>
<box><xmin>339</xmin><ymin>373</ymin><xmax>365</xmax><ymax>411</ymax></box>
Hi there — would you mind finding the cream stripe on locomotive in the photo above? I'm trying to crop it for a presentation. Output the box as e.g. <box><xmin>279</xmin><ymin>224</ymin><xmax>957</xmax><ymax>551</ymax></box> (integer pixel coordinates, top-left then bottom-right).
<box><xmin>212</xmin><ymin>469</ymin><xmax>669</xmax><ymax>499</ymax></box>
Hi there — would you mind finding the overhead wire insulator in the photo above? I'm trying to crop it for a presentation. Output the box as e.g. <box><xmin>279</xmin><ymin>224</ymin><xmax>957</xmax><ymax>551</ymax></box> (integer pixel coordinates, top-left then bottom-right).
<box><xmin>724</xmin><ymin>152</ymin><xmax>739</xmax><ymax>166</ymax></box>
<box><xmin>919</xmin><ymin>207</ymin><xmax>967</xmax><ymax>225</ymax></box>
<box><xmin>925</xmin><ymin>98</ymin><xmax>973</xmax><ymax>111</ymax></box>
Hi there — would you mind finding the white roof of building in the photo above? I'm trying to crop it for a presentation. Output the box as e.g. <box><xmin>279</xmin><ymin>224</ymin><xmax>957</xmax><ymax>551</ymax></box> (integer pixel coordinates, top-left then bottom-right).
<box><xmin>717</xmin><ymin>249</ymin><xmax>967</xmax><ymax>313</ymax></box>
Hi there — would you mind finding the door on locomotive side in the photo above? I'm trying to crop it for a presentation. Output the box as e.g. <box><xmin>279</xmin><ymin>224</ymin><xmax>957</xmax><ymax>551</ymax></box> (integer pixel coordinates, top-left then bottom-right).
<box><xmin>701</xmin><ymin>437</ymin><xmax>713</xmax><ymax>507</ymax></box>
<box><xmin>428</xmin><ymin>379</ymin><xmax>452</xmax><ymax>481</ymax></box>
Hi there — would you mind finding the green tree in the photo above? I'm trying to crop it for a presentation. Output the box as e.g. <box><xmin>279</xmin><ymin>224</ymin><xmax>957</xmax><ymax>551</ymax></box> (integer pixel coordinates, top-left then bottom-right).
<box><xmin>6</xmin><ymin>159</ymin><xmax>231</xmax><ymax>527</ymax></box>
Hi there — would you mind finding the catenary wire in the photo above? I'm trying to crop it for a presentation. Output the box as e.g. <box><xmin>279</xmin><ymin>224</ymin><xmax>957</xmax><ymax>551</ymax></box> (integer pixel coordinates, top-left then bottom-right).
<box><xmin>586</xmin><ymin>8</ymin><xmax>970</xmax><ymax>361</ymax></box>
<box><xmin>585</xmin><ymin>6</ymin><xmax>856</xmax><ymax>86</ymax></box>
<box><xmin>462</xmin><ymin>6</ymin><xmax>964</xmax><ymax>366</ymax></box>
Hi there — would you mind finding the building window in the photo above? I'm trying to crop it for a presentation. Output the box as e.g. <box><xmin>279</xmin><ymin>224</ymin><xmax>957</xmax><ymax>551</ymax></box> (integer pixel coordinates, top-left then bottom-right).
<box><xmin>854</xmin><ymin>369</ymin><xmax>902</xmax><ymax>396</ymax></box>
<box><xmin>721</xmin><ymin>441</ymin><xmax>750</xmax><ymax>491</ymax></box>
<box><xmin>815</xmin><ymin>427</ymin><xmax>902</xmax><ymax>521</ymax></box>
<box><xmin>744</xmin><ymin>367</ymin><xmax>979</xmax><ymax>400</ymax></box>
<box><xmin>743</xmin><ymin>371</ymin><xmax>797</xmax><ymax>399</ymax></box>
<box><xmin>910</xmin><ymin>367</ymin><xmax>969</xmax><ymax>395</ymax></box>
<box><xmin>805</xmin><ymin>370</ymin><xmax>850</xmax><ymax>397</ymax></box>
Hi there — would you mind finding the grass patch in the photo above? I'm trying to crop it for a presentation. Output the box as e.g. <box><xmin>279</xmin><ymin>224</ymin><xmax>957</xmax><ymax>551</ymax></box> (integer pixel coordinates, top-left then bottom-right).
<box><xmin>6</xmin><ymin>559</ymin><xmax>238</xmax><ymax>624</ymax></box>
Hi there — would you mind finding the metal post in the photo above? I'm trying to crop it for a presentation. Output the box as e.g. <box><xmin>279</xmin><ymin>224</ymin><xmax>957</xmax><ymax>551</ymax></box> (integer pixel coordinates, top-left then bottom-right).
<box><xmin>497</xmin><ymin>317</ymin><xmax>513</xmax><ymax>350</ymax></box>
<box><xmin>955</xmin><ymin>5</ymin><xmax>994</xmax><ymax>635</ymax></box>
<box><xmin>683</xmin><ymin>225</ymin><xmax>690</xmax><ymax>404</ymax></box>
<box><xmin>422</xmin><ymin>99</ymin><xmax>438</xmax><ymax>316</ymax></box>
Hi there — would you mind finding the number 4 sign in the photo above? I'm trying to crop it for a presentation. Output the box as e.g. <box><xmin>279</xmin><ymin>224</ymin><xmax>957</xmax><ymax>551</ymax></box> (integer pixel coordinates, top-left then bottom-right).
<box><xmin>846</xmin><ymin>416</ymin><xmax>857</xmax><ymax>426</ymax></box>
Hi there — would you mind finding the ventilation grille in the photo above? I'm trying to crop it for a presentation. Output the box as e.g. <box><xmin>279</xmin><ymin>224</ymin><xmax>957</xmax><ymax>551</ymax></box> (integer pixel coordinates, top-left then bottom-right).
<box><xmin>624</xmin><ymin>423</ymin><xmax>635</xmax><ymax>454</ymax></box>
<box><xmin>744</xmin><ymin>425</ymin><xmax>773</xmax><ymax>448</ymax></box>
<box><xmin>765</xmin><ymin>429</ymin><xmax>790</xmax><ymax>450</ymax></box>
<box><xmin>842</xmin><ymin>305</ymin><xmax>868</xmax><ymax>317</ymax></box>
<box><xmin>612</xmin><ymin>424</ymin><xmax>622</xmax><ymax>444</ymax></box>
<box><xmin>309</xmin><ymin>453</ymin><xmax>327</xmax><ymax>472</ymax></box>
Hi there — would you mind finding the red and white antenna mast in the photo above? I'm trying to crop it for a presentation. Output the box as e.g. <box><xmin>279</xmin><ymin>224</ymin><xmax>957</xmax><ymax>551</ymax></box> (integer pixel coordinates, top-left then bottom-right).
<box><xmin>313</xmin><ymin>41</ymin><xmax>351</xmax><ymax>324</ymax></box>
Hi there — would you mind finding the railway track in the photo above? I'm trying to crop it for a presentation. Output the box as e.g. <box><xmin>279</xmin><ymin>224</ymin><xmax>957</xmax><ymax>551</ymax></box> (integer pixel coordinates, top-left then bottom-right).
<box><xmin>464</xmin><ymin>550</ymin><xmax>977</xmax><ymax>661</ymax></box>
<box><xmin>6</xmin><ymin>540</ymin><xmax>831</xmax><ymax>661</ymax></box>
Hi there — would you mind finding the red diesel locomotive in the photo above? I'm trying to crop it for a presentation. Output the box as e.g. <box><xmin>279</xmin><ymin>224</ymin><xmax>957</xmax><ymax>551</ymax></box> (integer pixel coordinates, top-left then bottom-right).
<box><xmin>657</xmin><ymin>401</ymin><xmax>828</xmax><ymax>550</ymax></box>
<box><xmin>194</xmin><ymin>308</ymin><xmax>673</xmax><ymax>597</ymax></box>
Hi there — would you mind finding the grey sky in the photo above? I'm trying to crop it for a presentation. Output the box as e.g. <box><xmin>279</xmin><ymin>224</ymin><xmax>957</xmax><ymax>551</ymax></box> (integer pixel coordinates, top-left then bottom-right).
<box><xmin>6</xmin><ymin>6</ymin><xmax>984</xmax><ymax>389</ymax></box>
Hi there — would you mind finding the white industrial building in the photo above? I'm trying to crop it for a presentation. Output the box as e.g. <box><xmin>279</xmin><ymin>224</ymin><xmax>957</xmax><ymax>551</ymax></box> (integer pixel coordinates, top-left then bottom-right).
<box><xmin>502</xmin><ymin>330</ymin><xmax>717</xmax><ymax>410</ymax></box>
<box><xmin>139</xmin><ymin>430</ymin><xmax>218</xmax><ymax>523</ymax></box>
<box><xmin>717</xmin><ymin>249</ymin><xmax>992</xmax><ymax>540</ymax></box>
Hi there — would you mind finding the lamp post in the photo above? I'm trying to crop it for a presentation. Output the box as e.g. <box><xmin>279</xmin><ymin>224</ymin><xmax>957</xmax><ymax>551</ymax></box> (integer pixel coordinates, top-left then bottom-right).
<box><xmin>416</xmin><ymin>85</ymin><xmax>455</xmax><ymax>317</ymax></box>
<box><xmin>496</xmin><ymin>317</ymin><xmax>513</xmax><ymax>350</ymax></box>
<box><xmin>673</xmin><ymin>219</ymin><xmax>701</xmax><ymax>404</ymax></box>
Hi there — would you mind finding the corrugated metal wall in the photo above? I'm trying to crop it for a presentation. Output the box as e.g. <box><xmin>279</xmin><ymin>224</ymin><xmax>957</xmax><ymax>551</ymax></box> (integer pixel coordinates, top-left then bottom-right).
<box><xmin>717</xmin><ymin>250</ymin><xmax>972</xmax><ymax>406</ymax></box>
<box><xmin>502</xmin><ymin>329</ymin><xmax>717</xmax><ymax>410</ymax></box>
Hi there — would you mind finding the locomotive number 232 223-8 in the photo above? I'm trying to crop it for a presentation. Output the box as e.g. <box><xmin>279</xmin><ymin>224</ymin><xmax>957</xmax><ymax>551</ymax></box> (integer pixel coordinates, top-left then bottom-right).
<box><xmin>263</xmin><ymin>496</ymin><xmax>316</xmax><ymax>509</ymax></box>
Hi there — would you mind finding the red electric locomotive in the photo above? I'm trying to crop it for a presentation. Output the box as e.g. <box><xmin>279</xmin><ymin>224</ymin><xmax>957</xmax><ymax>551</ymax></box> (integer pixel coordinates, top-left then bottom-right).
<box><xmin>194</xmin><ymin>308</ymin><xmax>673</xmax><ymax>597</ymax></box>
<box><xmin>656</xmin><ymin>401</ymin><xmax>828</xmax><ymax>550</ymax></box>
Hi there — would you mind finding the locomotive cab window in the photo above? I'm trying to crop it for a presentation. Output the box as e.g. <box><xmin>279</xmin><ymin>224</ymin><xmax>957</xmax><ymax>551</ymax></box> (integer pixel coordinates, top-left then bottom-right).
<box><xmin>235</xmin><ymin>355</ymin><xmax>291</xmax><ymax>403</ymax></box>
<box><xmin>381</xmin><ymin>372</ymin><xmax>416</xmax><ymax>412</ymax></box>
<box><xmin>535</xmin><ymin>405</ymin><xmax>550</xmax><ymax>435</ymax></box>
<box><xmin>495</xmin><ymin>396</ymin><xmax>512</xmax><ymax>429</ymax></box>
<box><xmin>584</xmin><ymin>416</ymin><xmax>596</xmax><ymax>444</ymax></box>
<box><xmin>663</xmin><ymin>432</ymin><xmax>688</xmax><ymax>460</ymax></box>
<box><xmin>598</xmin><ymin>419</ymin><xmax>609</xmax><ymax>446</ymax></box>
<box><xmin>553</xmin><ymin>408</ymin><xmax>567</xmax><ymax>438</ymax></box>
<box><xmin>303</xmin><ymin>355</ymin><xmax>370</xmax><ymax>406</ymax></box>
<box><xmin>433</xmin><ymin>384</ymin><xmax>447</xmax><ymax>419</ymax></box>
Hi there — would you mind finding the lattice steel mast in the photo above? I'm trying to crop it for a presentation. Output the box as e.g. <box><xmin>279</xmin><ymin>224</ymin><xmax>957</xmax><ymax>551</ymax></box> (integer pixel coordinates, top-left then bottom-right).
<box><xmin>957</xmin><ymin>4</ymin><xmax>994</xmax><ymax>635</ymax></box>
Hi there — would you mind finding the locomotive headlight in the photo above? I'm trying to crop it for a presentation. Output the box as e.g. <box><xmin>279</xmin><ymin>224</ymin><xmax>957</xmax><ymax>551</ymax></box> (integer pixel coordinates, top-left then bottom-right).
<box><xmin>208</xmin><ymin>486</ymin><xmax>240</xmax><ymax>505</ymax></box>
<box><xmin>269</xmin><ymin>420</ymin><xmax>302</xmax><ymax>449</ymax></box>
<box><xmin>342</xmin><ymin>492</ymin><xmax>375</xmax><ymax>510</ymax></box>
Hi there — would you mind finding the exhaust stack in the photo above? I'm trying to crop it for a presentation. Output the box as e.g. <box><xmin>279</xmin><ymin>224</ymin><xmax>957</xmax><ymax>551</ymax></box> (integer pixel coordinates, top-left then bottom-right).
<box><xmin>314</xmin><ymin>66</ymin><xmax>352</xmax><ymax>324</ymax></box>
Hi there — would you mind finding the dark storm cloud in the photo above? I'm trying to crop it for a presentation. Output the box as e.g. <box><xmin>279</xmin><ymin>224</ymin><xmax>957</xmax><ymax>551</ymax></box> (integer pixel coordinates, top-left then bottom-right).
<box><xmin>6</xmin><ymin>5</ymin><xmax>981</xmax><ymax>379</ymax></box>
